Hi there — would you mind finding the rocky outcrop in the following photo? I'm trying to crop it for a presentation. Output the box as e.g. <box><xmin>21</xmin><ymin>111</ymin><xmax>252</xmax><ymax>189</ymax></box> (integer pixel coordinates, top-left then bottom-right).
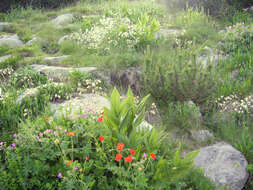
<box><xmin>30</xmin><ymin>64</ymin><xmax>97</xmax><ymax>81</ymax></box>
<box><xmin>0</xmin><ymin>55</ymin><xmax>11</xmax><ymax>63</ymax></box>
<box><xmin>0</xmin><ymin>34</ymin><xmax>24</xmax><ymax>48</ymax></box>
<box><xmin>190</xmin><ymin>130</ymin><xmax>214</xmax><ymax>142</ymax></box>
<box><xmin>51</xmin><ymin>13</ymin><xmax>74</xmax><ymax>28</ymax></box>
<box><xmin>42</xmin><ymin>55</ymin><xmax>70</xmax><ymax>65</ymax></box>
<box><xmin>194</xmin><ymin>142</ymin><xmax>249</xmax><ymax>190</ymax></box>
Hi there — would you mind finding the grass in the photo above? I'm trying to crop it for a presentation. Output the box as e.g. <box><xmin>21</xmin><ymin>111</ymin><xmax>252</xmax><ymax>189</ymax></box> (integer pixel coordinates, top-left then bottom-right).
<box><xmin>0</xmin><ymin>0</ymin><xmax>252</xmax><ymax>189</ymax></box>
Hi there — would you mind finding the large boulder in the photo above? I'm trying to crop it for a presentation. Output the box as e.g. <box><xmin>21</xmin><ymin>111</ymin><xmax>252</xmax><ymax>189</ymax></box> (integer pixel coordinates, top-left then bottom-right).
<box><xmin>30</xmin><ymin>64</ymin><xmax>97</xmax><ymax>81</ymax></box>
<box><xmin>0</xmin><ymin>34</ymin><xmax>24</xmax><ymax>48</ymax></box>
<box><xmin>50</xmin><ymin>94</ymin><xmax>110</xmax><ymax>118</ymax></box>
<box><xmin>51</xmin><ymin>13</ymin><xmax>74</xmax><ymax>28</ymax></box>
<box><xmin>194</xmin><ymin>142</ymin><xmax>249</xmax><ymax>190</ymax></box>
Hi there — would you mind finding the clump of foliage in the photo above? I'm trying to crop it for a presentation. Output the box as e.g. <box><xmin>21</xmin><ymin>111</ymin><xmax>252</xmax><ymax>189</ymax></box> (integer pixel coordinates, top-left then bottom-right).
<box><xmin>143</xmin><ymin>46</ymin><xmax>219</xmax><ymax>105</ymax></box>
<box><xmin>0</xmin><ymin>88</ymin><xmax>214</xmax><ymax>189</ymax></box>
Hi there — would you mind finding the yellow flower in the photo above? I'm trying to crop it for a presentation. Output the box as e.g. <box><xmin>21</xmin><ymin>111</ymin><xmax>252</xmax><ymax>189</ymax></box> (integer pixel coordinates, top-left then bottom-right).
<box><xmin>138</xmin><ymin>167</ymin><xmax>142</xmax><ymax>172</ymax></box>
<box><xmin>54</xmin><ymin>139</ymin><xmax>60</xmax><ymax>145</ymax></box>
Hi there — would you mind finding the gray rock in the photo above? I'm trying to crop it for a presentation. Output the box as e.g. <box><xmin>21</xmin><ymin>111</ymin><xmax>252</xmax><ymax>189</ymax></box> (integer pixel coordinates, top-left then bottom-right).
<box><xmin>42</xmin><ymin>55</ymin><xmax>70</xmax><ymax>65</ymax></box>
<box><xmin>0</xmin><ymin>22</ymin><xmax>11</xmax><ymax>32</ymax></box>
<box><xmin>194</xmin><ymin>142</ymin><xmax>248</xmax><ymax>190</ymax></box>
<box><xmin>0</xmin><ymin>55</ymin><xmax>11</xmax><ymax>63</ymax></box>
<box><xmin>26</xmin><ymin>37</ymin><xmax>45</xmax><ymax>45</ymax></box>
<box><xmin>154</xmin><ymin>28</ymin><xmax>185</xmax><ymax>39</ymax></box>
<box><xmin>16</xmin><ymin>87</ymin><xmax>39</xmax><ymax>104</ymax></box>
<box><xmin>51</xmin><ymin>94</ymin><xmax>110</xmax><ymax>118</ymax></box>
<box><xmin>0</xmin><ymin>34</ymin><xmax>24</xmax><ymax>48</ymax></box>
<box><xmin>190</xmin><ymin>130</ymin><xmax>214</xmax><ymax>142</ymax></box>
<box><xmin>110</xmin><ymin>67</ymin><xmax>142</xmax><ymax>94</ymax></box>
<box><xmin>51</xmin><ymin>13</ymin><xmax>74</xmax><ymax>28</ymax></box>
<box><xmin>197</xmin><ymin>46</ymin><xmax>224</xmax><ymax>69</ymax></box>
<box><xmin>30</xmin><ymin>64</ymin><xmax>97</xmax><ymax>81</ymax></box>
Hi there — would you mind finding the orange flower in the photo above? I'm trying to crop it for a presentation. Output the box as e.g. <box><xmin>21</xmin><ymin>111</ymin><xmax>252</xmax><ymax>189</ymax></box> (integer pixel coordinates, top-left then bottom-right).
<box><xmin>85</xmin><ymin>156</ymin><xmax>89</xmax><ymax>161</ymax></box>
<box><xmin>44</xmin><ymin>117</ymin><xmax>50</xmax><ymax>121</ymax></box>
<box><xmin>66</xmin><ymin>160</ymin><xmax>72</xmax><ymax>166</ymax></box>
<box><xmin>98</xmin><ymin>116</ymin><xmax>103</xmax><ymax>122</ymax></box>
<box><xmin>130</xmin><ymin>149</ymin><xmax>136</xmax><ymax>156</ymax></box>
<box><xmin>117</xmin><ymin>143</ymin><xmax>124</xmax><ymax>152</ymax></box>
<box><xmin>150</xmin><ymin>153</ymin><xmax>156</xmax><ymax>160</ymax></box>
<box><xmin>124</xmin><ymin>155</ymin><xmax>133</xmax><ymax>163</ymax></box>
<box><xmin>115</xmin><ymin>154</ymin><xmax>122</xmax><ymax>162</ymax></box>
<box><xmin>67</xmin><ymin>132</ymin><xmax>75</xmax><ymax>137</ymax></box>
<box><xmin>98</xmin><ymin>136</ymin><xmax>105</xmax><ymax>142</ymax></box>
<box><xmin>101</xmin><ymin>111</ymin><xmax>104</xmax><ymax>115</ymax></box>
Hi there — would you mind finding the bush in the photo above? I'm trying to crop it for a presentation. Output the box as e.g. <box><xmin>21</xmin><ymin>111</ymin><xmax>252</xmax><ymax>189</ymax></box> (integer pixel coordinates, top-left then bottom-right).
<box><xmin>142</xmin><ymin>46</ymin><xmax>219</xmax><ymax>105</ymax></box>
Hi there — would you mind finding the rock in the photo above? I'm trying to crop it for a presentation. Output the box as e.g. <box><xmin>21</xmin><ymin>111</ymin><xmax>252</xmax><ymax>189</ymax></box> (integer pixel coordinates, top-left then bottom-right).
<box><xmin>194</xmin><ymin>142</ymin><xmax>249</xmax><ymax>190</ymax></box>
<box><xmin>50</xmin><ymin>94</ymin><xmax>110</xmax><ymax>118</ymax></box>
<box><xmin>110</xmin><ymin>67</ymin><xmax>142</xmax><ymax>94</ymax></box>
<box><xmin>16</xmin><ymin>87</ymin><xmax>39</xmax><ymax>104</ymax></box>
<box><xmin>190</xmin><ymin>130</ymin><xmax>214</xmax><ymax>142</ymax></box>
<box><xmin>0</xmin><ymin>22</ymin><xmax>11</xmax><ymax>32</ymax></box>
<box><xmin>51</xmin><ymin>13</ymin><xmax>74</xmax><ymax>28</ymax></box>
<box><xmin>154</xmin><ymin>28</ymin><xmax>185</xmax><ymax>39</ymax></box>
<box><xmin>0</xmin><ymin>34</ymin><xmax>24</xmax><ymax>48</ymax></box>
<box><xmin>30</xmin><ymin>64</ymin><xmax>97</xmax><ymax>81</ymax></box>
<box><xmin>42</xmin><ymin>55</ymin><xmax>70</xmax><ymax>65</ymax></box>
<box><xmin>58</xmin><ymin>35</ymin><xmax>70</xmax><ymax>44</ymax></box>
<box><xmin>0</xmin><ymin>55</ymin><xmax>11</xmax><ymax>63</ymax></box>
<box><xmin>26</xmin><ymin>37</ymin><xmax>45</xmax><ymax>45</ymax></box>
<box><xmin>197</xmin><ymin>46</ymin><xmax>223</xmax><ymax>69</ymax></box>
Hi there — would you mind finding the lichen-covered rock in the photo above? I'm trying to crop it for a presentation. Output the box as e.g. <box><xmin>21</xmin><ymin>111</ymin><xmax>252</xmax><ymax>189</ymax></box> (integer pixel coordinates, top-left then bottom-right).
<box><xmin>0</xmin><ymin>55</ymin><xmax>11</xmax><ymax>63</ymax></box>
<box><xmin>42</xmin><ymin>55</ymin><xmax>70</xmax><ymax>65</ymax></box>
<box><xmin>190</xmin><ymin>130</ymin><xmax>214</xmax><ymax>142</ymax></box>
<box><xmin>0</xmin><ymin>34</ymin><xmax>24</xmax><ymax>48</ymax></box>
<box><xmin>51</xmin><ymin>13</ymin><xmax>74</xmax><ymax>28</ymax></box>
<box><xmin>50</xmin><ymin>94</ymin><xmax>110</xmax><ymax>118</ymax></box>
<box><xmin>194</xmin><ymin>142</ymin><xmax>248</xmax><ymax>190</ymax></box>
<box><xmin>30</xmin><ymin>64</ymin><xmax>97</xmax><ymax>81</ymax></box>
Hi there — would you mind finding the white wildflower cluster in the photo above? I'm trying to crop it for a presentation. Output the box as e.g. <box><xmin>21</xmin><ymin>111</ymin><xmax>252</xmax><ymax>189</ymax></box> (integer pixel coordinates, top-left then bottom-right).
<box><xmin>11</xmin><ymin>72</ymin><xmax>36</xmax><ymax>88</ymax></box>
<box><xmin>0</xmin><ymin>142</ymin><xmax>6</xmax><ymax>151</ymax></box>
<box><xmin>0</xmin><ymin>67</ymin><xmax>14</xmax><ymax>81</ymax></box>
<box><xmin>69</xmin><ymin>16</ymin><xmax>142</xmax><ymax>50</ymax></box>
<box><xmin>219</xmin><ymin>22</ymin><xmax>253</xmax><ymax>39</ymax></box>
<box><xmin>39</xmin><ymin>82</ymin><xmax>72</xmax><ymax>102</ymax></box>
<box><xmin>150</xmin><ymin>102</ymin><xmax>158</xmax><ymax>115</ymax></box>
<box><xmin>216</xmin><ymin>94</ymin><xmax>253</xmax><ymax>114</ymax></box>
<box><xmin>77</xmin><ymin>79</ymin><xmax>103</xmax><ymax>94</ymax></box>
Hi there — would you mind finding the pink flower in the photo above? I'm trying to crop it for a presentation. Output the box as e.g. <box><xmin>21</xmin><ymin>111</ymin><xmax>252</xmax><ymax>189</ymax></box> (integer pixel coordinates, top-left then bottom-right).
<box><xmin>39</xmin><ymin>132</ymin><xmax>43</xmax><ymax>137</ymax></box>
<box><xmin>74</xmin><ymin>167</ymin><xmax>78</xmax><ymax>170</ymax></box>
<box><xmin>11</xmin><ymin>143</ymin><xmax>16</xmax><ymax>147</ymax></box>
<box><xmin>143</xmin><ymin>153</ymin><xmax>147</xmax><ymax>158</ymax></box>
<box><xmin>88</xmin><ymin>107</ymin><xmax>93</xmax><ymax>111</ymax></box>
<box><xmin>81</xmin><ymin>113</ymin><xmax>87</xmax><ymax>117</ymax></box>
<box><xmin>243</xmin><ymin>8</ymin><xmax>249</xmax><ymax>11</ymax></box>
<box><xmin>13</xmin><ymin>133</ymin><xmax>17</xmax><ymax>138</ymax></box>
<box><xmin>57</xmin><ymin>172</ymin><xmax>62</xmax><ymax>179</ymax></box>
<box><xmin>44</xmin><ymin>129</ymin><xmax>52</xmax><ymax>134</ymax></box>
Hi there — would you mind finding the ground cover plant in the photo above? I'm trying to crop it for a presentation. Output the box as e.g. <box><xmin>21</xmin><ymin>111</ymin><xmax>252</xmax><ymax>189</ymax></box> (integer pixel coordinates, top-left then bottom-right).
<box><xmin>0</xmin><ymin>0</ymin><xmax>252</xmax><ymax>189</ymax></box>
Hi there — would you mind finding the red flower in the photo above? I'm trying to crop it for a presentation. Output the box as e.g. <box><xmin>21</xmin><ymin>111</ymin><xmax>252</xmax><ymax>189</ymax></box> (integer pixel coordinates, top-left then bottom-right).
<box><xmin>85</xmin><ymin>156</ymin><xmax>89</xmax><ymax>161</ymax></box>
<box><xmin>150</xmin><ymin>153</ymin><xmax>156</xmax><ymax>159</ymax></box>
<box><xmin>67</xmin><ymin>132</ymin><xmax>75</xmax><ymax>136</ymax></box>
<box><xmin>130</xmin><ymin>149</ymin><xmax>136</xmax><ymax>156</ymax></box>
<box><xmin>101</xmin><ymin>111</ymin><xmax>104</xmax><ymax>115</ymax></box>
<box><xmin>44</xmin><ymin>117</ymin><xmax>50</xmax><ymax>121</ymax></box>
<box><xmin>66</xmin><ymin>160</ymin><xmax>72</xmax><ymax>166</ymax></box>
<box><xmin>115</xmin><ymin>154</ymin><xmax>122</xmax><ymax>162</ymax></box>
<box><xmin>124</xmin><ymin>155</ymin><xmax>133</xmax><ymax>163</ymax></box>
<box><xmin>117</xmin><ymin>143</ymin><xmax>124</xmax><ymax>152</ymax></box>
<box><xmin>99</xmin><ymin>136</ymin><xmax>105</xmax><ymax>142</ymax></box>
<box><xmin>98</xmin><ymin>116</ymin><xmax>103</xmax><ymax>122</ymax></box>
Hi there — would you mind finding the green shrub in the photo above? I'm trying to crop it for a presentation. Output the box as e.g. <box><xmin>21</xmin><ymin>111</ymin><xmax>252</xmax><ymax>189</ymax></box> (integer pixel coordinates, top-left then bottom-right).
<box><xmin>142</xmin><ymin>46</ymin><xmax>219</xmax><ymax>105</ymax></box>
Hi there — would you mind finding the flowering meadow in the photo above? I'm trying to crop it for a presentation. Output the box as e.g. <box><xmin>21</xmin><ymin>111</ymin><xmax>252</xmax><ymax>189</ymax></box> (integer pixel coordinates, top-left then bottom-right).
<box><xmin>0</xmin><ymin>0</ymin><xmax>253</xmax><ymax>189</ymax></box>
